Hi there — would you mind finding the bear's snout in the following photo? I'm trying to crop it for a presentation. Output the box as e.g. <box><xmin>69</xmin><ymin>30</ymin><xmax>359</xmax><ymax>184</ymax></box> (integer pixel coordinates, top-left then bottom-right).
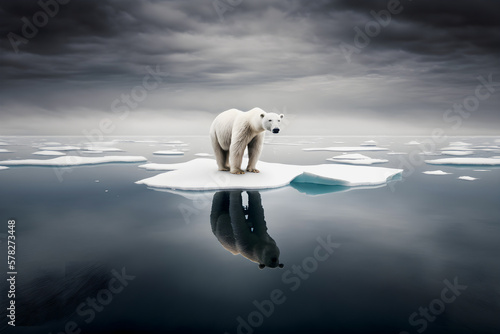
<box><xmin>272</xmin><ymin>128</ymin><xmax>280</xmax><ymax>134</ymax></box>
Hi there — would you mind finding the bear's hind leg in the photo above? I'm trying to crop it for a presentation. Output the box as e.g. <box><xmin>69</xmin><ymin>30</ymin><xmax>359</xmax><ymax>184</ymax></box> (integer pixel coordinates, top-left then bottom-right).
<box><xmin>211</xmin><ymin>134</ymin><xmax>230</xmax><ymax>171</ymax></box>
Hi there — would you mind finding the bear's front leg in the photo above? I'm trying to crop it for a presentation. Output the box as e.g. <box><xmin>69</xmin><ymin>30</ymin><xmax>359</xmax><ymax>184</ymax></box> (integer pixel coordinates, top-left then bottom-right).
<box><xmin>229</xmin><ymin>141</ymin><xmax>245</xmax><ymax>174</ymax></box>
<box><xmin>246</xmin><ymin>133</ymin><xmax>264</xmax><ymax>173</ymax></box>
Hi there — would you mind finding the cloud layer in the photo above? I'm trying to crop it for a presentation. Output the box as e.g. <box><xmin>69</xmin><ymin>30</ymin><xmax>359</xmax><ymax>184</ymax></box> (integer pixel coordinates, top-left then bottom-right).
<box><xmin>1</xmin><ymin>0</ymin><xmax>499</xmax><ymax>135</ymax></box>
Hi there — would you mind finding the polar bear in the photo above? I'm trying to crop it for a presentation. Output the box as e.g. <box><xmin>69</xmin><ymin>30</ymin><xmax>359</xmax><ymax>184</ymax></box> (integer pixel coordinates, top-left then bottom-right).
<box><xmin>209</xmin><ymin>107</ymin><xmax>284</xmax><ymax>174</ymax></box>
<box><xmin>210</xmin><ymin>191</ymin><xmax>284</xmax><ymax>269</ymax></box>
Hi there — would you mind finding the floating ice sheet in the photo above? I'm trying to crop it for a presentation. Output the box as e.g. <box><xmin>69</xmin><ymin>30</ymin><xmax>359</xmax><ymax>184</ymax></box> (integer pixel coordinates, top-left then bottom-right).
<box><xmin>303</xmin><ymin>146</ymin><xmax>388</xmax><ymax>152</ymax></box>
<box><xmin>135</xmin><ymin>158</ymin><xmax>402</xmax><ymax>191</ymax></box>
<box><xmin>426</xmin><ymin>158</ymin><xmax>500</xmax><ymax>166</ymax></box>
<box><xmin>0</xmin><ymin>166</ymin><xmax>8</xmax><ymax>170</ymax></box>
<box><xmin>153</xmin><ymin>150</ymin><xmax>184</xmax><ymax>155</ymax></box>
<box><xmin>84</xmin><ymin>147</ymin><xmax>123</xmax><ymax>152</ymax></box>
<box><xmin>458</xmin><ymin>176</ymin><xmax>478</xmax><ymax>181</ymax></box>
<box><xmin>422</xmin><ymin>170</ymin><xmax>452</xmax><ymax>175</ymax></box>
<box><xmin>0</xmin><ymin>149</ymin><xmax>13</xmax><ymax>153</ymax></box>
<box><xmin>40</xmin><ymin>146</ymin><xmax>81</xmax><ymax>151</ymax></box>
<box><xmin>326</xmin><ymin>153</ymin><xmax>388</xmax><ymax>165</ymax></box>
<box><xmin>0</xmin><ymin>156</ymin><xmax>147</xmax><ymax>167</ymax></box>
<box><xmin>33</xmin><ymin>150</ymin><xmax>66</xmax><ymax>156</ymax></box>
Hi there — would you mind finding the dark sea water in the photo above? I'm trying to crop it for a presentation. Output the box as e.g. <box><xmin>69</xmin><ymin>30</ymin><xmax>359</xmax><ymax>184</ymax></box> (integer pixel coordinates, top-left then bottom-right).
<box><xmin>1</xmin><ymin>136</ymin><xmax>499</xmax><ymax>334</ymax></box>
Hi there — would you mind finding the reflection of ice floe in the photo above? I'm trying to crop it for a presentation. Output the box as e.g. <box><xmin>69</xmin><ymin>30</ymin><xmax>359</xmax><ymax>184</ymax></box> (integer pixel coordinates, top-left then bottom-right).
<box><xmin>0</xmin><ymin>156</ymin><xmax>147</xmax><ymax>167</ymax></box>
<box><xmin>423</xmin><ymin>170</ymin><xmax>452</xmax><ymax>175</ymax></box>
<box><xmin>441</xmin><ymin>151</ymin><xmax>474</xmax><ymax>156</ymax></box>
<box><xmin>33</xmin><ymin>150</ymin><xmax>66</xmax><ymax>156</ymax></box>
<box><xmin>0</xmin><ymin>149</ymin><xmax>13</xmax><ymax>153</ymax></box>
<box><xmin>458</xmin><ymin>176</ymin><xmax>478</xmax><ymax>181</ymax></box>
<box><xmin>303</xmin><ymin>146</ymin><xmax>388</xmax><ymax>152</ymax></box>
<box><xmin>326</xmin><ymin>153</ymin><xmax>388</xmax><ymax>165</ymax></box>
<box><xmin>153</xmin><ymin>150</ymin><xmax>184</xmax><ymax>155</ymax></box>
<box><xmin>135</xmin><ymin>158</ymin><xmax>402</xmax><ymax>191</ymax></box>
<box><xmin>426</xmin><ymin>158</ymin><xmax>500</xmax><ymax>165</ymax></box>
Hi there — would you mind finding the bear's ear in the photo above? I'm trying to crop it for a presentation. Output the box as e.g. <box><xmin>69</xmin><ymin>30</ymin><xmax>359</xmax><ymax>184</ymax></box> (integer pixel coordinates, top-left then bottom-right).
<box><xmin>279</xmin><ymin>263</ymin><xmax>284</xmax><ymax>268</ymax></box>
<box><xmin>279</xmin><ymin>114</ymin><xmax>284</xmax><ymax>119</ymax></box>
<box><xmin>258</xmin><ymin>264</ymin><xmax>266</xmax><ymax>269</ymax></box>
<box><xmin>260</xmin><ymin>113</ymin><xmax>265</xmax><ymax>118</ymax></box>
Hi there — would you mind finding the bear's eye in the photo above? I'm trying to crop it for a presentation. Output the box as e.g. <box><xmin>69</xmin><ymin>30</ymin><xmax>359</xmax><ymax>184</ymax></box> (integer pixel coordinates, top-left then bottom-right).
<box><xmin>269</xmin><ymin>120</ymin><xmax>272</xmax><ymax>122</ymax></box>
<box><xmin>278</xmin><ymin>120</ymin><xmax>280</xmax><ymax>122</ymax></box>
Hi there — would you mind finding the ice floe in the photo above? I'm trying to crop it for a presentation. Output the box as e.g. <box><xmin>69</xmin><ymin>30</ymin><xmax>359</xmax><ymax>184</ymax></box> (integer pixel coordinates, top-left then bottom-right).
<box><xmin>422</xmin><ymin>170</ymin><xmax>452</xmax><ymax>175</ymax></box>
<box><xmin>40</xmin><ymin>146</ymin><xmax>81</xmax><ymax>151</ymax></box>
<box><xmin>135</xmin><ymin>158</ymin><xmax>402</xmax><ymax>191</ymax></box>
<box><xmin>441</xmin><ymin>151</ymin><xmax>474</xmax><ymax>156</ymax></box>
<box><xmin>440</xmin><ymin>146</ymin><xmax>475</xmax><ymax>151</ymax></box>
<box><xmin>303</xmin><ymin>146</ymin><xmax>388</xmax><ymax>152</ymax></box>
<box><xmin>0</xmin><ymin>156</ymin><xmax>147</xmax><ymax>167</ymax></box>
<box><xmin>0</xmin><ymin>149</ymin><xmax>13</xmax><ymax>153</ymax></box>
<box><xmin>195</xmin><ymin>153</ymin><xmax>213</xmax><ymax>157</ymax></box>
<box><xmin>473</xmin><ymin>169</ymin><xmax>490</xmax><ymax>172</ymax></box>
<box><xmin>84</xmin><ymin>147</ymin><xmax>123</xmax><ymax>152</ymax></box>
<box><xmin>405</xmin><ymin>141</ymin><xmax>421</xmax><ymax>145</ymax></box>
<box><xmin>0</xmin><ymin>142</ymin><xmax>10</xmax><ymax>146</ymax></box>
<box><xmin>153</xmin><ymin>150</ymin><xmax>184</xmax><ymax>155</ymax></box>
<box><xmin>449</xmin><ymin>141</ymin><xmax>472</xmax><ymax>147</ymax></box>
<box><xmin>360</xmin><ymin>140</ymin><xmax>377</xmax><ymax>146</ymax></box>
<box><xmin>387</xmin><ymin>152</ymin><xmax>408</xmax><ymax>155</ymax></box>
<box><xmin>426</xmin><ymin>158</ymin><xmax>500</xmax><ymax>166</ymax></box>
<box><xmin>458</xmin><ymin>176</ymin><xmax>478</xmax><ymax>181</ymax></box>
<box><xmin>33</xmin><ymin>150</ymin><xmax>66</xmax><ymax>156</ymax></box>
<box><xmin>326</xmin><ymin>153</ymin><xmax>388</xmax><ymax>165</ymax></box>
<box><xmin>0</xmin><ymin>166</ymin><xmax>8</xmax><ymax>170</ymax></box>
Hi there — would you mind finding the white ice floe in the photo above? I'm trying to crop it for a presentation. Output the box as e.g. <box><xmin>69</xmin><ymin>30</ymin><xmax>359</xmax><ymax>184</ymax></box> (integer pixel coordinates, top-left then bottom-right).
<box><xmin>164</xmin><ymin>140</ymin><xmax>184</xmax><ymax>145</ymax></box>
<box><xmin>441</xmin><ymin>151</ymin><xmax>474</xmax><ymax>156</ymax></box>
<box><xmin>33</xmin><ymin>150</ymin><xmax>66</xmax><ymax>156</ymax></box>
<box><xmin>473</xmin><ymin>169</ymin><xmax>490</xmax><ymax>172</ymax></box>
<box><xmin>0</xmin><ymin>142</ymin><xmax>10</xmax><ymax>146</ymax></box>
<box><xmin>449</xmin><ymin>141</ymin><xmax>472</xmax><ymax>147</ymax></box>
<box><xmin>0</xmin><ymin>156</ymin><xmax>147</xmax><ymax>167</ymax></box>
<box><xmin>303</xmin><ymin>146</ymin><xmax>388</xmax><ymax>152</ymax></box>
<box><xmin>40</xmin><ymin>146</ymin><xmax>80</xmax><ymax>151</ymax></box>
<box><xmin>0</xmin><ymin>149</ymin><xmax>13</xmax><ymax>153</ymax></box>
<box><xmin>360</xmin><ymin>140</ymin><xmax>377</xmax><ymax>146</ymax></box>
<box><xmin>81</xmin><ymin>150</ymin><xmax>103</xmax><ymax>154</ymax></box>
<box><xmin>153</xmin><ymin>150</ymin><xmax>184</xmax><ymax>155</ymax></box>
<box><xmin>405</xmin><ymin>141</ymin><xmax>421</xmax><ymax>145</ymax></box>
<box><xmin>194</xmin><ymin>153</ymin><xmax>213</xmax><ymax>157</ymax></box>
<box><xmin>422</xmin><ymin>170</ymin><xmax>452</xmax><ymax>175</ymax></box>
<box><xmin>326</xmin><ymin>153</ymin><xmax>388</xmax><ymax>165</ymax></box>
<box><xmin>387</xmin><ymin>152</ymin><xmax>408</xmax><ymax>155</ymax></box>
<box><xmin>0</xmin><ymin>166</ymin><xmax>8</xmax><ymax>170</ymax></box>
<box><xmin>84</xmin><ymin>147</ymin><xmax>123</xmax><ymax>152</ymax></box>
<box><xmin>440</xmin><ymin>146</ymin><xmax>475</xmax><ymax>151</ymax></box>
<box><xmin>136</xmin><ymin>158</ymin><xmax>402</xmax><ymax>191</ymax></box>
<box><xmin>426</xmin><ymin>158</ymin><xmax>500</xmax><ymax>165</ymax></box>
<box><xmin>458</xmin><ymin>176</ymin><xmax>478</xmax><ymax>181</ymax></box>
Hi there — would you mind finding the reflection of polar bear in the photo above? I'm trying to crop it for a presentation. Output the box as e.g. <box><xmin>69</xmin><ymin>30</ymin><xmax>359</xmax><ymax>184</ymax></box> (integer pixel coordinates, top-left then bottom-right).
<box><xmin>210</xmin><ymin>191</ymin><xmax>283</xmax><ymax>269</ymax></box>
<box><xmin>209</xmin><ymin>107</ymin><xmax>284</xmax><ymax>174</ymax></box>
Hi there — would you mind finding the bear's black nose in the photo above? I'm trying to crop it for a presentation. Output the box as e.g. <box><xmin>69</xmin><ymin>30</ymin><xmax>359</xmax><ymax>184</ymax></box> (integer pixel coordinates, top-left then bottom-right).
<box><xmin>271</xmin><ymin>257</ymin><xmax>278</xmax><ymax>263</ymax></box>
<box><xmin>272</xmin><ymin>128</ymin><xmax>280</xmax><ymax>134</ymax></box>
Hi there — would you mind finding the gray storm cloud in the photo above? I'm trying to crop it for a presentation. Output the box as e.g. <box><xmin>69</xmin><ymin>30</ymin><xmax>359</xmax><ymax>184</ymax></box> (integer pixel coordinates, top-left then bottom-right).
<box><xmin>0</xmin><ymin>0</ymin><xmax>499</xmax><ymax>135</ymax></box>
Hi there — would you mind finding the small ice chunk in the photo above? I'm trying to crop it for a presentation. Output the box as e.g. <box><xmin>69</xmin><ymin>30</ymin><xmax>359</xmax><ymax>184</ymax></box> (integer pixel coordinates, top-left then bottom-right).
<box><xmin>423</xmin><ymin>170</ymin><xmax>452</xmax><ymax>175</ymax></box>
<box><xmin>40</xmin><ymin>146</ymin><xmax>80</xmax><ymax>151</ymax></box>
<box><xmin>303</xmin><ymin>146</ymin><xmax>388</xmax><ymax>152</ymax></box>
<box><xmin>473</xmin><ymin>169</ymin><xmax>490</xmax><ymax>172</ymax></box>
<box><xmin>441</xmin><ymin>151</ymin><xmax>474</xmax><ymax>156</ymax></box>
<box><xmin>153</xmin><ymin>150</ymin><xmax>184</xmax><ymax>155</ymax></box>
<box><xmin>441</xmin><ymin>146</ymin><xmax>475</xmax><ymax>151</ymax></box>
<box><xmin>33</xmin><ymin>150</ymin><xmax>66</xmax><ymax>156</ymax></box>
<box><xmin>84</xmin><ymin>147</ymin><xmax>123</xmax><ymax>152</ymax></box>
<box><xmin>449</xmin><ymin>141</ymin><xmax>472</xmax><ymax>146</ymax></box>
<box><xmin>164</xmin><ymin>140</ymin><xmax>184</xmax><ymax>145</ymax></box>
<box><xmin>0</xmin><ymin>149</ymin><xmax>13</xmax><ymax>153</ymax></box>
<box><xmin>0</xmin><ymin>156</ymin><xmax>147</xmax><ymax>167</ymax></box>
<box><xmin>105</xmin><ymin>189</ymin><xmax>109</xmax><ymax>192</ymax></box>
<box><xmin>426</xmin><ymin>158</ymin><xmax>500</xmax><ymax>165</ymax></box>
<box><xmin>81</xmin><ymin>150</ymin><xmax>103</xmax><ymax>154</ymax></box>
<box><xmin>360</xmin><ymin>140</ymin><xmax>377</xmax><ymax>146</ymax></box>
<box><xmin>135</xmin><ymin>158</ymin><xmax>402</xmax><ymax>191</ymax></box>
<box><xmin>0</xmin><ymin>166</ymin><xmax>8</xmax><ymax>170</ymax></box>
<box><xmin>458</xmin><ymin>176</ymin><xmax>477</xmax><ymax>181</ymax></box>
<box><xmin>95</xmin><ymin>180</ymin><xmax>100</xmax><ymax>183</ymax></box>
<box><xmin>405</xmin><ymin>141</ymin><xmax>421</xmax><ymax>145</ymax></box>
<box><xmin>195</xmin><ymin>153</ymin><xmax>213</xmax><ymax>157</ymax></box>
<box><xmin>0</xmin><ymin>142</ymin><xmax>10</xmax><ymax>146</ymax></box>
<box><xmin>387</xmin><ymin>152</ymin><xmax>407</xmax><ymax>155</ymax></box>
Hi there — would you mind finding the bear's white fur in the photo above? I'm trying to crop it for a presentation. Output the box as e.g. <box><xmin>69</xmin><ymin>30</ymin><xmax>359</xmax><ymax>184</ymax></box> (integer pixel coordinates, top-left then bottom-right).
<box><xmin>209</xmin><ymin>107</ymin><xmax>283</xmax><ymax>174</ymax></box>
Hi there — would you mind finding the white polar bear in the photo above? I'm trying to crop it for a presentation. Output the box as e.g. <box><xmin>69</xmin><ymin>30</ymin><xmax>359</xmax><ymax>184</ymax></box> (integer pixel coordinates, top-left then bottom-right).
<box><xmin>209</xmin><ymin>107</ymin><xmax>284</xmax><ymax>174</ymax></box>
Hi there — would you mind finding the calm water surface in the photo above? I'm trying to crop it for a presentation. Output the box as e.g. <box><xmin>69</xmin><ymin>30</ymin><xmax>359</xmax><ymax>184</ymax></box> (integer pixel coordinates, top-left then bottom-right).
<box><xmin>0</xmin><ymin>136</ymin><xmax>499</xmax><ymax>334</ymax></box>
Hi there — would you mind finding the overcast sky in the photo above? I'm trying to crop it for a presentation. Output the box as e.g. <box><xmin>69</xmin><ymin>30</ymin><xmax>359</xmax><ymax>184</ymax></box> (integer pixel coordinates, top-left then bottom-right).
<box><xmin>1</xmin><ymin>0</ymin><xmax>499</xmax><ymax>136</ymax></box>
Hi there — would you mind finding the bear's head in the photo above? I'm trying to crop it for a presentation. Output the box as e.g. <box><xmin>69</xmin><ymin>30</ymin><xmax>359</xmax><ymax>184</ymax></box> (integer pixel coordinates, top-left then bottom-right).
<box><xmin>258</xmin><ymin>244</ymin><xmax>284</xmax><ymax>269</ymax></box>
<box><xmin>260</xmin><ymin>112</ymin><xmax>284</xmax><ymax>134</ymax></box>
